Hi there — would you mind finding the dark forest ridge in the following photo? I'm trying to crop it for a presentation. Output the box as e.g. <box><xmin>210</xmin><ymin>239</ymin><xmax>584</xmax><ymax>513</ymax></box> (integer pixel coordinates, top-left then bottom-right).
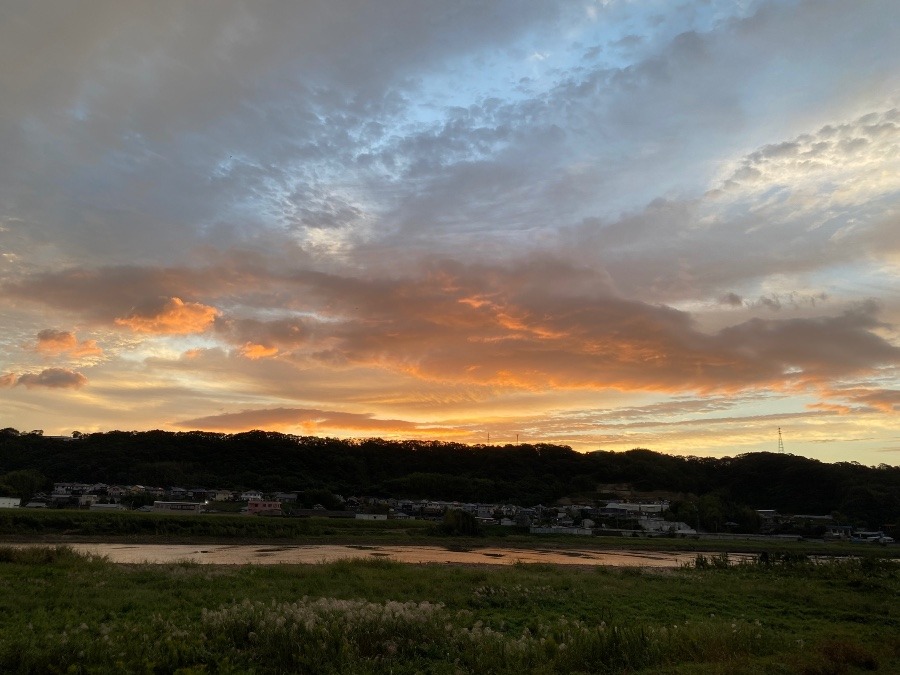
<box><xmin>1</xmin><ymin>427</ymin><xmax>898</xmax><ymax>531</ymax></box>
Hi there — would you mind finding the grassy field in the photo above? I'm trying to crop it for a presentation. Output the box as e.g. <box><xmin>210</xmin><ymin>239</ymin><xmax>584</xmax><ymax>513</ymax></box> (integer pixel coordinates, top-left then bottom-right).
<box><xmin>0</xmin><ymin>545</ymin><xmax>897</xmax><ymax>674</ymax></box>
<box><xmin>0</xmin><ymin>508</ymin><xmax>432</xmax><ymax>543</ymax></box>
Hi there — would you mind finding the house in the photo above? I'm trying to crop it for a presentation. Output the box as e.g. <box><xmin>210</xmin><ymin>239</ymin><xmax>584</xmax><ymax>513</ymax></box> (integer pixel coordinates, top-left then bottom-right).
<box><xmin>476</xmin><ymin>505</ymin><xmax>495</xmax><ymax>519</ymax></box>
<box><xmin>640</xmin><ymin>518</ymin><xmax>696</xmax><ymax>535</ymax></box>
<box><xmin>53</xmin><ymin>482</ymin><xmax>92</xmax><ymax>496</ymax></box>
<box><xmin>0</xmin><ymin>497</ymin><xmax>20</xmax><ymax>509</ymax></box>
<box><xmin>602</xmin><ymin>501</ymin><xmax>667</xmax><ymax>517</ymax></box>
<box><xmin>355</xmin><ymin>513</ymin><xmax>388</xmax><ymax>521</ymax></box>
<box><xmin>132</xmin><ymin>486</ymin><xmax>166</xmax><ymax>497</ymax></box>
<box><xmin>824</xmin><ymin>525</ymin><xmax>853</xmax><ymax>540</ymax></box>
<box><xmin>240</xmin><ymin>490</ymin><xmax>264</xmax><ymax>501</ymax></box>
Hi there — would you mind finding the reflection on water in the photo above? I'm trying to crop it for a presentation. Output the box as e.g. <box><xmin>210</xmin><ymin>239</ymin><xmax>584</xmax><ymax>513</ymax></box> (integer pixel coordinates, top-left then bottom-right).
<box><xmin>12</xmin><ymin>543</ymin><xmax>750</xmax><ymax>567</ymax></box>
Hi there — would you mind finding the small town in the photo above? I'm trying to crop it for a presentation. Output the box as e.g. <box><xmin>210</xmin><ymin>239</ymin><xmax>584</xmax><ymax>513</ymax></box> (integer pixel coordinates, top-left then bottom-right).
<box><xmin>2</xmin><ymin>480</ymin><xmax>893</xmax><ymax>545</ymax></box>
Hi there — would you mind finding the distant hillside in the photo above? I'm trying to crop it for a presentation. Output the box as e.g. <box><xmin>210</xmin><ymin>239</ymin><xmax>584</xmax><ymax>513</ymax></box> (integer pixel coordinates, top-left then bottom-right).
<box><xmin>1</xmin><ymin>428</ymin><xmax>898</xmax><ymax>529</ymax></box>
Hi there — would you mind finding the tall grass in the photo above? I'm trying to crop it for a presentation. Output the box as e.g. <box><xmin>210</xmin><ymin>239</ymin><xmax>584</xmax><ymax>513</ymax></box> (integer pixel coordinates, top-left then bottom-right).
<box><xmin>0</xmin><ymin>546</ymin><xmax>896</xmax><ymax>673</ymax></box>
<box><xmin>0</xmin><ymin>592</ymin><xmax>782</xmax><ymax>673</ymax></box>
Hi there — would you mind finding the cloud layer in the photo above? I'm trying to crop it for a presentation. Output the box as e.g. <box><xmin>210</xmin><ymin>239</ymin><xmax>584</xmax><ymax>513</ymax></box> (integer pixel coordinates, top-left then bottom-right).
<box><xmin>1</xmin><ymin>0</ymin><xmax>898</xmax><ymax>462</ymax></box>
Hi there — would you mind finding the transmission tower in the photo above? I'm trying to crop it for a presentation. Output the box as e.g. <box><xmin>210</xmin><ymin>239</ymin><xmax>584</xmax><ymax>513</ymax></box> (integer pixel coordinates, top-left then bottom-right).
<box><xmin>777</xmin><ymin>427</ymin><xmax>784</xmax><ymax>454</ymax></box>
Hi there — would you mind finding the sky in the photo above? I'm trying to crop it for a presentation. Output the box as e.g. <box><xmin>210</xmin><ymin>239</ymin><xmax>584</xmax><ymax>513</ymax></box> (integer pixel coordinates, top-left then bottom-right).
<box><xmin>1</xmin><ymin>0</ymin><xmax>899</xmax><ymax>464</ymax></box>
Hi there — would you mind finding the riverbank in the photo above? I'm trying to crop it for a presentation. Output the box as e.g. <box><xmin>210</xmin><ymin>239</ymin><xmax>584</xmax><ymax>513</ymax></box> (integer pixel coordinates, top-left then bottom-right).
<box><xmin>1</xmin><ymin>509</ymin><xmax>895</xmax><ymax>558</ymax></box>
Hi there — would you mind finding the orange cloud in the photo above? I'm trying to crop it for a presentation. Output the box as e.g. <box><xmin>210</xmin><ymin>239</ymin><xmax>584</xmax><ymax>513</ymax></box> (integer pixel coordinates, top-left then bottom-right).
<box><xmin>0</xmin><ymin>373</ymin><xmax>16</xmax><ymax>388</ymax></box>
<box><xmin>35</xmin><ymin>329</ymin><xmax>102</xmax><ymax>357</ymax></box>
<box><xmin>17</xmin><ymin>368</ymin><xmax>88</xmax><ymax>389</ymax></box>
<box><xmin>6</xmin><ymin>258</ymin><xmax>900</xmax><ymax>402</ymax></box>
<box><xmin>175</xmin><ymin>407</ymin><xmax>448</xmax><ymax>434</ymax></box>
<box><xmin>807</xmin><ymin>402</ymin><xmax>854</xmax><ymax>415</ymax></box>
<box><xmin>238</xmin><ymin>342</ymin><xmax>279</xmax><ymax>359</ymax></box>
<box><xmin>320</xmin><ymin>277</ymin><xmax>900</xmax><ymax>396</ymax></box>
<box><xmin>822</xmin><ymin>387</ymin><xmax>900</xmax><ymax>413</ymax></box>
<box><xmin>115</xmin><ymin>297</ymin><xmax>219</xmax><ymax>334</ymax></box>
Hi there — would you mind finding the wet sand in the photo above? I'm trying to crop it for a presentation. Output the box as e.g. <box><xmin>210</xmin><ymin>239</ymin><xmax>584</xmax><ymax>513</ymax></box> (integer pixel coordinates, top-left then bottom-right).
<box><xmin>11</xmin><ymin>542</ymin><xmax>750</xmax><ymax>567</ymax></box>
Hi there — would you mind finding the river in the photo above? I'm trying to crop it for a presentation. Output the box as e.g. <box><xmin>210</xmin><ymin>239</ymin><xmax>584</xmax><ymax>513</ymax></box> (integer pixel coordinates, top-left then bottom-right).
<box><xmin>11</xmin><ymin>542</ymin><xmax>747</xmax><ymax>567</ymax></box>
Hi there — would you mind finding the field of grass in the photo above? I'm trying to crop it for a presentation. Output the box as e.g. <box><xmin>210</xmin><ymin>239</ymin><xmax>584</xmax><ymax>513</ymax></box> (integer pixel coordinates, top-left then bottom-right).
<box><xmin>0</xmin><ymin>508</ymin><xmax>432</xmax><ymax>543</ymax></box>
<box><xmin>0</xmin><ymin>545</ymin><xmax>897</xmax><ymax>673</ymax></box>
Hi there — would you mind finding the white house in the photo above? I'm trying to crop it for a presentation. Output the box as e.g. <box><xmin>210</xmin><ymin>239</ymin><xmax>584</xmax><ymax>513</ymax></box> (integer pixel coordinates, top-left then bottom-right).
<box><xmin>0</xmin><ymin>497</ymin><xmax>20</xmax><ymax>509</ymax></box>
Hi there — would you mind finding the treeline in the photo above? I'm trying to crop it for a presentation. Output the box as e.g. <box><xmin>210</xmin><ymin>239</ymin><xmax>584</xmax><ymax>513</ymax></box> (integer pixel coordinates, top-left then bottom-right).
<box><xmin>0</xmin><ymin>428</ymin><xmax>898</xmax><ymax>528</ymax></box>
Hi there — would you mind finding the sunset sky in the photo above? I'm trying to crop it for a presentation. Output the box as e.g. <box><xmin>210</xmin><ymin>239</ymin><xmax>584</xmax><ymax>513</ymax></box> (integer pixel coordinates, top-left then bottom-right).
<box><xmin>2</xmin><ymin>1</ymin><xmax>899</xmax><ymax>463</ymax></box>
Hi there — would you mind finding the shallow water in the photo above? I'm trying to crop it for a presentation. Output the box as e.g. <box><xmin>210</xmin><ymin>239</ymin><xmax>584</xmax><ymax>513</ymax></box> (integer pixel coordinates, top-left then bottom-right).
<box><xmin>13</xmin><ymin>542</ymin><xmax>751</xmax><ymax>567</ymax></box>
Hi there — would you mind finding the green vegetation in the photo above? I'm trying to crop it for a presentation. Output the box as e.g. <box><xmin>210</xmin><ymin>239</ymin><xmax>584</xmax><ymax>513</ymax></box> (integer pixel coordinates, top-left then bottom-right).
<box><xmin>438</xmin><ymin>508</ymin><xmax>483</xmax><ymax>536</ymax></box>
<box><xmin>0</xmin><ymin>509</ymin><xmax>431</xmax><ymax>542</ymax></box>
<box><xmin>2</xmin><ymin>428</ymin><xmax>899</xmax><ymax>531</ymax></box>
<box><xmin>0</xmin><ymin>546</ymin><xmax>897</xmax><ymax>673</ymax></box>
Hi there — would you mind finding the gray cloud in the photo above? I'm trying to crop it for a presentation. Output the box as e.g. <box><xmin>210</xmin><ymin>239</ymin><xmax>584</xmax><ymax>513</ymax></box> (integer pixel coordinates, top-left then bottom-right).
<box><xmin>17</xmin><ymin>368</ymin><xmax>88</xmax><ymax>390</ymax></box>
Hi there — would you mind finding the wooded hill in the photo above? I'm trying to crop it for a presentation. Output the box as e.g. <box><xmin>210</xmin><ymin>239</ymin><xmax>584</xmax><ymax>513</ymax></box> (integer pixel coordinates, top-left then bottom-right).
<box><xmin>1</xmin><ymin>428</ymin><xmax>898</xmax><ymax>529</ymax></box>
